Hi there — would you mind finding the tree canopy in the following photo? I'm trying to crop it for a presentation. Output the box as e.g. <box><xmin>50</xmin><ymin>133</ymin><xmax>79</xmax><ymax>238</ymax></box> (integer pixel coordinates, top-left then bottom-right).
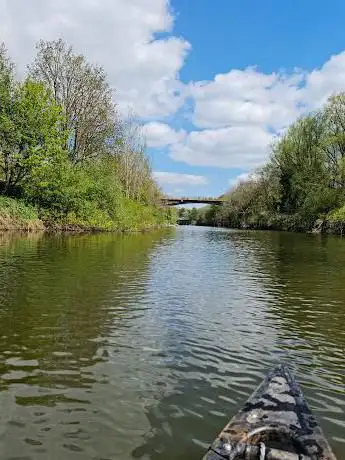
<box><xmin>0</xmin><ymin>41</ymin><xmax>170</xmax><ymax>230</ymax></box>
<box><xmin>197</xmin><ymin>94</ymin><xmax>345</xmax><ymax>231</ymax></box>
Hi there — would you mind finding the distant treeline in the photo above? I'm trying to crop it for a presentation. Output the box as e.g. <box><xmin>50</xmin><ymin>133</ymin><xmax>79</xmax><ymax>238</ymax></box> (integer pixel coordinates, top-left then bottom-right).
<box><xmin>0</xmin><ymin>39</ymin><xmax>174</xmax><ymax>230</ymax></box>
<box><xmin>197</xmin><ymin>93</ymin><xmax>345</xmax><ymax>233</ymax></box>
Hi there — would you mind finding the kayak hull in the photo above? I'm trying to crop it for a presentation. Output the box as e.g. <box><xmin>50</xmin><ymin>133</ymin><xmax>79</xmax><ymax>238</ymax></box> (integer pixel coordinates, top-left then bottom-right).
<box><xmin>203</xmin><ymin>365</ymin><xmax>337</xmax><ymax>459</ymax></box>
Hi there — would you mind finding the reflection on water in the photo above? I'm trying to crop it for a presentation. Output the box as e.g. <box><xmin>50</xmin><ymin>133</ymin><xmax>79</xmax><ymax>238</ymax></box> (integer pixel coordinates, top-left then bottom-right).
<box><xmin>0</xmin><ymin>227</ymin><xmax>344</xmax><ymax>459</ymax></box>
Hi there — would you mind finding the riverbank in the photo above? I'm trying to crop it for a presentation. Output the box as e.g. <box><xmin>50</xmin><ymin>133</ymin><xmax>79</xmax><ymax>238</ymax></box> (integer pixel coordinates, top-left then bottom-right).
<box><xmin>0</xmin><ymin>197</ymin><xmax>174</xmax><ymax>233</ymax></box>
<box><xmin>0</xmin><ymin>197</ymin><xmax>44</xmax><ymax>231</ymax></box>
<box><xmin>195</xmin><ymin>205</ymin><xmax>345</xmax><ymax>236</ymax></box>
<box><xmin>225</xmin><ymin>218</ymin><xmax>345</xmax><ymax>235</ymax></box>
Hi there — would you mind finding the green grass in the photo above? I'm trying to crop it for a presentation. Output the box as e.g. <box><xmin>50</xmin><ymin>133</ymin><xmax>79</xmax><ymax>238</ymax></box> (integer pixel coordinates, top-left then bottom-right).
<box><xmin>0</xmin><ymin>196</ymin><xmax>174</xmax><ymax>233</ymax></box>
<box><xmin>326</xmin><ymin>205</ymin><xmax>345</xmax><ymax>222</ymax></box>
<box><xmin>41</xmin><ymin>198</ymin><xmax>175</xmax><ymax>232</ymax></box>
<box><xmin>0</xmin><ymin>197</ymin><xmax>44</xmax><ymax>230</ymax></box>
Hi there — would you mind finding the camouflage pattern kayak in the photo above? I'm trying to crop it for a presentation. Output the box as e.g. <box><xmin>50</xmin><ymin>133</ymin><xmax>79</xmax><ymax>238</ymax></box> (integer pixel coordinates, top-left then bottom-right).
<box><xmin>203</xmin><ymin>365</ymin><xmax>337</xmax><ymax>460</ymax></box>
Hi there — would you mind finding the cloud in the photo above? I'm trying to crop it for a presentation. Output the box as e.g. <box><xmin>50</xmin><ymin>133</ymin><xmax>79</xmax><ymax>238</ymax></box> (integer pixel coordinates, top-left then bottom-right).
<box><xmin>144</xmin><ymin>122</ymin><xmax>186</xmax><ymax>147</ymax></box>
<box><xmin>153</xmin><ymin>171</ymin><xmax>208</xmax><ymax>186</ymax></box>
<box><xmin>4</xmin><ymin>2</ymin><xmax>345</xmax><ymax>177</ymax></box>
<box><xmin>303</xmin><ymin>51</ymin><xmax>345</xmax><ymax>108</ymax></box>
<box><xmin>190</xmin><ymin>67</ymin><xmax>304</xmax><ymax>131</ymax></box>
<box><xmin>228</xmin><ymin>172</ymin><xmax>259</xmax><ymax>189</ymax></box>
<box><xmin>0</xmin><ymin>0</ymin><xmax>190</xmax><ymax>118</ymax></box>
<box><xmin>174</xmin><ymin>51</ymin><xmax>345</xmax><ymax>170</ymax></box>
<box><xmin>170</xmin><ymin>125</ymin><xmax>273</xmax><ymax>168</ymax></box>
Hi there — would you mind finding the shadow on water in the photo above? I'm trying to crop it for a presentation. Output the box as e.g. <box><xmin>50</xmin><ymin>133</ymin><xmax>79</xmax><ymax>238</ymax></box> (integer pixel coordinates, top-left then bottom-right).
<box><xmin>132</xmin><ymin>378</ymin><xmax>220</xmax><ymax>460</ymax></box>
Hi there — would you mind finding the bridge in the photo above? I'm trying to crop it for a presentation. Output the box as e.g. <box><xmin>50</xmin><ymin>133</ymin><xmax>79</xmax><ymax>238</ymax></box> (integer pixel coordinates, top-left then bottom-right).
<box><xmin>161</xmin><ymin>196</ymin><xmax>224</xmax><ymax>206</ymax></box>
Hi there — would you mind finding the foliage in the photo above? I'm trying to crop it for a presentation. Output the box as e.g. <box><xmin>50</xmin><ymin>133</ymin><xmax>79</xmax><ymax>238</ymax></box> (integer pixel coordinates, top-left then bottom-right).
<box><xmin>0</xmin><ymin>41</ymin><xmax>170</xmax><ymax>231</ymax></box>
<box><xmin>327</xmin><ymin>205</ymin><xmax>345</xmax><ymax>222</ymax></box>
<box><xmin>0</xmin><ymin>79</ymin><xmax>67</xmax><ymax>193</ymax></box>
<box><xmin>197</xmin><ymin>94</ymin><xmax>345</xmax><ymax>232</ymax></box>
<box><xmin>176</xmin><ymin>206</ymin><xmax>202</xmax><ymax>224</ymax></box>
<box><xmin>29</xmin><ymin>39</ymin><xmax>117</xmax><ymax>164</ymax></box>
<box><xmin>195</xmin><ymin>206</ymin><xmax>220</xmax><ymax>226</ymax></box>
<box><xmin>0</xmin><ymin>196</ymin><xmax>43</xmax><ymax>230</ymax></box>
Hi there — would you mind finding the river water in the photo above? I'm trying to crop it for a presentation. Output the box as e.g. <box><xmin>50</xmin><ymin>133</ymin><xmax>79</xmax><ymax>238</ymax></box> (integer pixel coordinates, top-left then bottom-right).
<box><xmin>0</xmin><ymin>227</ymin><xmax>344</xmax><ymax>459</ymax></box>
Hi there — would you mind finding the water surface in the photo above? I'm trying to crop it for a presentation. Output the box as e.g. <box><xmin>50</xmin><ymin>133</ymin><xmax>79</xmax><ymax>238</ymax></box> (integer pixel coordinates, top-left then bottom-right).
<box><xmin>0</xmin><ymin>227</ymin><xmax>344</xmax><ymax>459</ymax></box>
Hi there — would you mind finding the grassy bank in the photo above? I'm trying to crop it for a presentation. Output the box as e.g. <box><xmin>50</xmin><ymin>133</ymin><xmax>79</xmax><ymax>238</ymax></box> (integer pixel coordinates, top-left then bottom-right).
<box><xmin>0</xmin><ymin>197</ymin><xmax>44</xmax><ymax>231</ymax></box>
<box><xmin>0</xmin><ymin>197</ymin><xmax>174</xmax><ymax>232</ymax></box>
<box><xmin>193</xmin><ymin>203</ymin><xmax>345</xmax><ymax>236</ymax></box>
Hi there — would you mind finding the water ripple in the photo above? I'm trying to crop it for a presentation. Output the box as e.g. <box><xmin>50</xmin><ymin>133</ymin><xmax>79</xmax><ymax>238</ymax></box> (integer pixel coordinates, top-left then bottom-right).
<box><xmin>0</xmin><ymin>229</ymin><xmax>343</xmax><ymax>459</ymax></box>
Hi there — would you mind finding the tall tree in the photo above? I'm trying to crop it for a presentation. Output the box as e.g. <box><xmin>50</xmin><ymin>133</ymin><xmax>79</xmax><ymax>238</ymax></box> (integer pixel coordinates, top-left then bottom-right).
<box><xmin>29</xmin><ymin>39</ymin><xmax>117</xmax><ymax>164</ymax></box>
<box><xmin>271</xmin><ymin>114</ymin><xmax>327</xmax><ymax>213</ymax></box>
<box><xmin>0</xmin><ymin>43</ymin><xmax>14</xmax><ymax>102</ymax></box>
<box><xmin>0</xmin><ymin>44</ymin><xmax>15</xmax><ymax>192</ymax></box>
<box><xmin>114</xmin><ymin>113</ymin><xmax>158</xmax><ymax>203</ymax></box>
<box><xmin>0</xmin><ymin>78</ymin><xmax>67</xmax><ymax>194</ymax></box>
<box><xmin>323</xmin><ymin>93</ymin><xmax>345</xmax><ymax>188</ymax></box>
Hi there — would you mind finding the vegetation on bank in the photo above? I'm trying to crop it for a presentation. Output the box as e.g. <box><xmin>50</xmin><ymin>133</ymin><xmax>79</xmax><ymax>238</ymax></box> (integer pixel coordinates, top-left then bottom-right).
<box><xmin>0</xmin><ymin>40</ymin><xmax>174</xmax><ymax>231</ymax></box>
<box><xmin>0</xmin><ymin>197</ymin><xmax>43</xmax><ymax>231</ymax></box>
<box><xmin>196</xmin><ymin>93</ymin><xmax>345</xmax><ymax>233</ymax></box>
<box><xmin>177</xmin><ymin>207</ymin><xmax>199</xmax><ymax>223</ymax></box>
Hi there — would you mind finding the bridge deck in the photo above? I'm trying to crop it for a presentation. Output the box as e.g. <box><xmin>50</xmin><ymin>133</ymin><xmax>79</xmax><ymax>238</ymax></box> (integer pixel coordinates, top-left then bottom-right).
<box><xmin>161</xmin><ymin>197</ymin><xmax>224</xmax><ymax>206</ymax></box>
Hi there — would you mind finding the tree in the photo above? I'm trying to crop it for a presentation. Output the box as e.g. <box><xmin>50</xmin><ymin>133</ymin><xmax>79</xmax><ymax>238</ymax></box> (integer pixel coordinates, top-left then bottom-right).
<box><xmin>29</xmin><ymin>39</ymin><xmax>117</xmax><ymax>164</ymax></box>
<box><xmin>323</xmin><ymin>93</ymin><xmax>345</xmax><ymax>188</ymax></box>
<box><xmin>27</xmin><ymin>156</ymin><xmax>122</xmax><ymax>225</ymax></box>
<box><xmin>0</xmin><ymin>40</ymin><xmax>170</xmax><ymax>231</ymax></box>
<box><xmin>188</xmin><ymin>207</ymin><xmax>198</xmax><ymax>222</ymax></box>
<box><xmin>178</xmin><ymin>207</ymin><xmax>186</xmax><ymax>218</ymax></box>
<box><xmin>0</xmin><ymin>77</ymin><xmax>67</xmax><ymax>194</ymax></box>
<box><xmin>0</xmin><ymin>43</ymin><xmax>14</xmax><ymax>103</ymax></box>
<box><xmin>271</xmin><ymin>114</ymin><xmax>328</xmax><ymax>214</ymax></box>
<box><xmin>114</xmin><ymin>112</ymin><xmax>159</xmax><ymax>203</ymax></box>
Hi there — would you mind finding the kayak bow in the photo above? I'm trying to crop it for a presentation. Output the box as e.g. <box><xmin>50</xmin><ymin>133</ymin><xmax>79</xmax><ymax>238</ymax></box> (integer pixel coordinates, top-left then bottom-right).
<box><xmin>203</xmin><ymin>365</ymin><xmax>337</xmax><ymax>460</ymax></box>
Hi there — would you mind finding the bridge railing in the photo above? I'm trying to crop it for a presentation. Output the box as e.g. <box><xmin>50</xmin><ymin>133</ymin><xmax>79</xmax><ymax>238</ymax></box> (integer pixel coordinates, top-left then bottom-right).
<box><xmin>161</xmin><ymin>196</ymin><xmax>224</xmax><ymax>201</ymax></box>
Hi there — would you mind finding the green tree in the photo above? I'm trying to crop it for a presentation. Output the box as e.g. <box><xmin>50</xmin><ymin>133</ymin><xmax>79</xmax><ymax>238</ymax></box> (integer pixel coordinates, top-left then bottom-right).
<box><xmin>178</xmin><ymin>207</ymin><xmax>187</xmax><ymax>218</ymax></box>
<box><xmin>323</xmin><ymin>93</ymin><xmax>345</xmax><ymax>188</ymax></box>
<box><xmin>27</xmin><ymin>156</ymin><xmax>123</xmax><ymax>224</ymax></box>
<box><xmin>189</xmin><ymin>207</ymin><xmax>198</xmax><ymax>222</ymax></box>
<box><xmin>0</xmin><ymin>40</ymin><xmax>174</xmax><ymax>231</ymax></box>
<box><xmin>271</xmin><ymin>114</ymin><xmax>327</xmax><ymax>213</ymax></box>
<box><xmin>0</xmin><ymin>77</ymin><xmax>67</xmax><ymax>194</ymax></box>
<box><xmin>29</xmin><ymin>39</ymin><xmax>117</xmax><ymax>164</ymax></box>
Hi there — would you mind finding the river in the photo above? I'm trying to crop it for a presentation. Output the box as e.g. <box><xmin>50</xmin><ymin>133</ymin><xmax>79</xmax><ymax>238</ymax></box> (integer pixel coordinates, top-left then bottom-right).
<box><xmin>0</xmin><ymin>227</ymin><xmax>344</xmax><ymax>459</ymax></box>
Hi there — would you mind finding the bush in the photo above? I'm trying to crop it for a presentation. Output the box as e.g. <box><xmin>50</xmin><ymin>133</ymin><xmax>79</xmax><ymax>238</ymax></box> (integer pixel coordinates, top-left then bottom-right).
<box><xmin>0</xmin><ymin>197</ymin><xmax>43</xmax><ymax>230</ymax></box>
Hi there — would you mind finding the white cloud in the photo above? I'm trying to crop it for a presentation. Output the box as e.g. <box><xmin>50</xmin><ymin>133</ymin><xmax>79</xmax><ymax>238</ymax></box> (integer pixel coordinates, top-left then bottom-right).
<box><xmin>190</xmin><ymin>67</ymin><xmax>304</xmax><ymax>131</ymax></box>
<box><xmin>303</xmin><ymin>51</ymin><xmax>345</xmax><ymax>108</ymax></box>
<box><xmin>170</xmin><ymin>125</ymin><xmax>273</xmax><ymax>168</ymax></box>
<box><xmin>0</xmin><ymin>0</ymin><xmax>190</xmax><ymax>118</ymax></box>
<box><xmin>175</xmin><ymin>51</ymin><xmax>345</xmax><ymax>169</ymax></box>
<box><xmin>153</xmin><ymin>171</ymin><xmax>208</xmax><ymax>186</ymax></box>
<box><xmin>228</xmin><ymin>172</ymin><xmax>259</xmax><ymax>189</ymax></box>
<box><xmin>144</xmin><ymin>122</ymin><xmax>186</xmax><ymax>147</ymax></box>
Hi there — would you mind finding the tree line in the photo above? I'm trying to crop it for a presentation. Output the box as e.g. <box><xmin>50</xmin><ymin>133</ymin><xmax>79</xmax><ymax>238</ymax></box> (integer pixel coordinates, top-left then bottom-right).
<box><xmin>0</xmin><ymin>39</ymin><xmax>171</xmax><ymax>230</ymax></box>
<box><xmin>197</xmin><ymin>93</ymin><xmax>345</xmax><ymax>232</ymax></box>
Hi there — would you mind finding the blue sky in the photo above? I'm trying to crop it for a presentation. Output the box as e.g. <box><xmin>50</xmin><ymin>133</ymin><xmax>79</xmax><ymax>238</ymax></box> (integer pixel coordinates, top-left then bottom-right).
<box><xmin>144</xmin><ymin>0</ymin><xmax>345</xmax><ymax>198</ymax></box>
<box><xmin>173</xmin><ymin>0</ymin><xmax>345</xmax><ymax>78</ymax></box>
<box><xmin>2</xmin><ymin>0</ymin><xmax>345</xmax><ymax>198</ymax></box>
